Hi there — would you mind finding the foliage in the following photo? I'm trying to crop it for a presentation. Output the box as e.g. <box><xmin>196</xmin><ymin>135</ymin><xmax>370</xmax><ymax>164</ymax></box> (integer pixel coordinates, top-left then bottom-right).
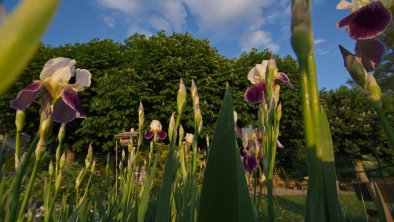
<box><xmin>320</xmin><ymin>86</ymin><xmax>394</xmax><ymax>166</ymax></box>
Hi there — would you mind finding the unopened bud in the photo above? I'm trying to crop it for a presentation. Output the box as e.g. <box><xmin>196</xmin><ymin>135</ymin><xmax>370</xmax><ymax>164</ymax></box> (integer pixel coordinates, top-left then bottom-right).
<box><xmin>122</xmin><ymin>149</ymin><xmax>126</xmax><ymax>161</ymax></box>
<box><xmin>266</xmin><ymin>59</ymin><xmax>277</xmax><ymax>86</ymax></box>
<box><xmin>291</xmin><ymin>0</ymin><xmax>313</xmax><ymax>57</ymax></box>
<box><xmin>87</xmin><ymin>143</ymin><xmax>93</xmax><ymax>162</ymax></box>
<box><xmin>60</xmin><ymin>152</ymin><xmax>66</xmax><ymax>169</ymax></box>
<box><xmin>55</xmin><ymin>172</ymin><xmax>62</xmax><ymax>190</ymax></box>
<box><xmin>48</xmin><ymin>161</ymin><xmax>54</xmax><ymax>176</ymax></box>
<box><xmin>273</xmin><ymin>84</ymin><xmax>280</xmax><ymax>103</ymax></box>
<box><xmin>194</xmin><ymin>107</ymin><xmax>203</xmax><ymax>133</ymax></box>
<box><xmin>91</xmin><ymin>161</ymin><xmax>96</xmax><ymax>173</ymax></box>
<box><xmin>366</xmin><ymin>75</ymin><xmax>382</xmax><ymax>109</ymax></box>
<box><xmin>58</xmin><ymin>124</ymin><xmax>66</xmax><ymax>143</ymax></box>
<box><xmin>75</xmin><ymin>169</ymin><xmax>84</xmax><ymax>189</ymax></box>
<box><xmin>339</xmin><ymin>45</ymin><xmax>367</xmax><ymax>88</ymax></box>
<box><xmin>177</xmin><ymin>79</ymin><xmax>187</xmax><ymax>115</ymax></box>
<box><xmin>233</xmin><ymin>111</ymin><xmax>238</xmax><ymax>124</ymax></box>
<box><xmin>15</xmin><ymin>110</ymin><xmax>25</xmax><ymax>131</ymax></box>
<box><xmin>168</xmin><ymin>113</ymin><xmax>176</xmax><ymax>141</ymax></box>
<box><xmin>276</xmin><ymin>102</ymin><xmax>282</xmax><ymax>122</ymax></box>
<box><xmin>138</xmin><ymin>101</ymin><xmax>144</xmax><ymax>129</ymax></box>
<box><xmin>178</xmin><ymin>124</ymin><xmax>185</xmax><ymax>147</ymax></box>
<box><xmin>191</xmin><ymin>80</ymin><xmax>200</xmax><ymax>108</ymax></box>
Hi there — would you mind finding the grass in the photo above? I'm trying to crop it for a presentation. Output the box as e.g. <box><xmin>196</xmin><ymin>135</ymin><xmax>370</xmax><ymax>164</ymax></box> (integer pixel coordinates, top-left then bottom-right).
<box><xmin>257</xmin><ymin>194</ymin><xmax>379</xmax><ymax>222</ymax></box>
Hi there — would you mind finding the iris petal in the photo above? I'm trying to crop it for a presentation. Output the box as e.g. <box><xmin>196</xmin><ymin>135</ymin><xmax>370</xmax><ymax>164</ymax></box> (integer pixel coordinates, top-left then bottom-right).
<box><xmin>275</xmin><ymin>72</ymin><xmax>294</xmax><ymax>88</ymax></box>
<box><xmin>53</xmin><ymin>97</ymin><xmax>77</xmax><ymax>123</ymax></box>
<box><xmin>243</xmin><ymin>155</ymin><xmax>258</xmax><ymax>172</ymax></box>
<box><xmin>40</xmin><ymin>57</ymin><xmax>76</xmax><ymax>83</ymax></box>
<box><xmin>244</xmin><ymin>82</ymin><xmax>265</xmax><ymax>104</ymax></box>
<box><xmin>157</xmin><ymin>130</ymin><xmax>167</xmax><ymax>140</ymax></box>
<box><xmin>53</xmin><ymin>87</ymin><xmax>86</xmax><ymax>123</ymax></box>
<box><xmin>10</xmin><ymin>82</ymin><xmax>43</xmax><ymax>111</ymax></box>
<box><xmin>355</xmin><ymin>39</ymin><xmax>386</xmax><ymax>72</ymax></box>
<box><xmin>144</xmin><ymin>130</ymin><xmax>154</xmax><ymax>140</ymax></box>
<box><xmin>337</xmin><ymin>2</ymin><xmax>392</xmax><ymax>40</ymax></box>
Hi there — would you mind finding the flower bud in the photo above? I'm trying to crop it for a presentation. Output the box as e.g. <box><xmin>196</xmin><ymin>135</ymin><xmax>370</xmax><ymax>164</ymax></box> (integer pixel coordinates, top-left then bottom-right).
<box><xmin>48</xmin><ymin>160</ymin><xmax>54</xmax><ymax>176</ymax></box>
<box><xmin>266</xmin><ymin>59</ymin><xmax>277</xmax><ymax>87</ymax></box>
<box><xmin>138</xmin><ymin>101</ymin><xmax>144</xmax><ymax>129</ymax></box>
<box><xmin>366</xmin><ymin>75</ymin><xmax>382</xmax><ymax>109</ymax></box>
<box><xmin>276</xmin><ymin>102</ymin><xmax>282</xmax><ymax>122</ymax></box>
<box><xmin>273</xmin><ymin>84</ymin><xmax>281</xmax><ymax>104</ymax></box>
<box><xmin>194</xmin><ymin>107</ymin><xmax>203</xmax><ymax>133</ymax></box>
<box><xmin>168</xmin><ymin>113</ymin><xmax>176</xmax><ymax>141</ymax></box>
<box><xmin>177</xmin><ymin>79</ymin><xmax>187</xmax><ymax>115</ymax></box>
<box><xmin>58</xmin><ymin>124</ymin><xmax>66</xmax><ymax>143</ymax></box>
<box><xmin>55</xmin><ymin>172</ymin><xmax>62</xmax><ymax>190</ymax></box>
<box><xmin>87</xmin><ymin>143</ymin><xmax>93</xmax><ymax>162</ymax></box>
<box><xmin>36</xmin><ymin>118</ymin><xmax>51</xmax><ymax>158</ymax></box>
<box><xmin>339</xmin><ymin>45</ymin><xmax>367</xmax><ymax>88</ymax></box>
<box><xmin>191</xmin><ymin>80</ymin><xmax>200</xmax><ymax>108</ymax></box>
<box><xmin>178</xmin><ymin>124</ymin><xmax>185</xmax><ymax>146</ymax></box>
<box><xmin>75</xmin><ymin>169</ymin><xmax>84</xmax><ymax>190</ymax></box>
<box><xmin>291</xmin><ymin>0</ymin><xmax>313</xmax><ymax>57</ymax></box>
<box><xmin>122</xmin><ymin>149</ymin><xmax>126</xmax><ymax>161</ymax></box>
<box><xmin>233</xmin><ymin>111</ymin><xmax>238</xmax><ymax>124</ymax></box>
<box><xmin>91</xmin><ymin>160</ymin><xmax>96</xmax><ymax>173</ymax></box>
<box><xmin>60</xmin><ymin>152</ymin><xmax>66</xmax><ymax>169</ymax></box>
<box><xmin>15</xmin><ymin>110</ymin><xmax>25</xmax><ymax>132</ymax></box>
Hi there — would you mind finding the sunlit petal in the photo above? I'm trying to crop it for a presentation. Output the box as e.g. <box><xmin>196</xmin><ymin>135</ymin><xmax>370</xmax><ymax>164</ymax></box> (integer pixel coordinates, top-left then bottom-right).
<box><xmin>72</xmin><ymin>68</ymin><xmax>92</xmax><ymax>91</ymax></box>
<box><xmin>9</xmin><ymin>82</ymin><xmax>43</xmax><ymax>111</ymax></box>
<box><xmin>40</xmin><ymin>57</ymin><xmax>76</xmax><ymax>82</ymax></box>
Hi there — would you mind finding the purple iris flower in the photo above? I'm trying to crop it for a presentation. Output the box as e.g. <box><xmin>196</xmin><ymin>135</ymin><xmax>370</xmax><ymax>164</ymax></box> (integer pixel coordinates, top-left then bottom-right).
<box><xmin>337</xmin><ymin>1</ymin><xmax>392</xmax><ymax>40</ymax></box>
<box><xmin>9</xmin><ymin>57</ymin><xmax>91</xmax><ymax>124</ymax></box>
<box><xmin>244</xmin><ymin>59</ymin><xmax>293</xmax><ymax>104</ymax></box>
<box><xmin>144</xmin><ymin>120</ymin><xmax>167</xmax><ymax>141</ymax></box>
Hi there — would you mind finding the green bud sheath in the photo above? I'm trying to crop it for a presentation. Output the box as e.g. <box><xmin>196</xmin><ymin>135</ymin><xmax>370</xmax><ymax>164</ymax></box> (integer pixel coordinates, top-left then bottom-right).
<box><xmin>15</xmin><ymin>110</ymin><xmax>25</xmax><ymax>131</ymax></box>
<box><xmin>366</xmin><ymin>75</ymin><xmax>382</xmax><ymax>109</ymax></box>
<box><xmin>339</xmin><ymin>45</ymin><xmax>367</xmax><ymax>89</ymax></box>
<box><xmin>177</xmin><ymin>78</ymin><xmax>187</xmax><ymax>114</ymax></box>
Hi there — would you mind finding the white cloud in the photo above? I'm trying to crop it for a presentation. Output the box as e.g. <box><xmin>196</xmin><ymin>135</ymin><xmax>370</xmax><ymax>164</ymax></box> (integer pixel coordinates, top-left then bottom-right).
<box><xmin>103</xmin><ymin>16</ymin><xmax>115</xmax><ymax>28</ymax></box>
<box><xmin>97</xmin><ymin>0</ymin><xmax>289</xmax><ymax>54</ymax></box>
<box><xmin>97</xmin><ymin>0</ymin><xmax>187</xmax><ymax>34</ymax></box>
<box><xmin>314</xmin><ymin>38</ymin><xmax>326</xmax><ymax>45</ymax></box>
<box><xmin>240</xmin><ymin>30</ymin><xmax>280</xmax><ymax>53</ymax></box>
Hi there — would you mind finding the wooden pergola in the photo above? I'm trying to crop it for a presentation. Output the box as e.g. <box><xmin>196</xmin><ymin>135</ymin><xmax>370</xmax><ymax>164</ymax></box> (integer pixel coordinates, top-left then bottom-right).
<box><xmin>115</xmin><ymin>129</ymin><xmax>139</xmax><ymax>147</ymax></box>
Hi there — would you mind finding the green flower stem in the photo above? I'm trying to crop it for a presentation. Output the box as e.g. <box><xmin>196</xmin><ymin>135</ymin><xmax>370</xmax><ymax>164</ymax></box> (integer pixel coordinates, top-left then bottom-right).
<box><xmin>15</xmin><ymin>130</ymin><xmax>21</xmax><ymax>168</ymax></box>
<box><xmin>6</xmin><ymin>134</ymin><xmax>38</xmax><ymax>222</ymax></box>
<box><xmin>375</xmin><ymin>106</ymin><xmax>394</xmax><ymax>146</ymax></box>
<box><xmin>191</xmin><ymin>127</ymin><xmax>199</xmax><ymax>175</ymax></box>
<box><xmin>17</xmin><ymin>157</ymin><xmax>41</xmax><ymax>221</ymax></box>
<box><xmin>55</xmin><ymin>139</ymin><xmax>63</xmax><ymax>179</ymax></box>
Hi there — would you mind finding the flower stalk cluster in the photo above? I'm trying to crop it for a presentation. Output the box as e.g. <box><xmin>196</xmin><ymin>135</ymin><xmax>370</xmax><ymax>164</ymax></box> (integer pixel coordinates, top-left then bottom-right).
<box><xmin>337</xmin><ymin>0</ymin><xmax>394</xmax><ymax>145</ymax></box>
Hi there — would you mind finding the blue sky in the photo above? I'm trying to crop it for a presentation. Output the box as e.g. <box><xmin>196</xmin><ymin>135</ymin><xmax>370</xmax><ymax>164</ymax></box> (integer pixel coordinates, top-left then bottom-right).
<box><xmin>4</xmin><ymin>0</ymin><xmax>356</xmax><ymax>89</ymax></box>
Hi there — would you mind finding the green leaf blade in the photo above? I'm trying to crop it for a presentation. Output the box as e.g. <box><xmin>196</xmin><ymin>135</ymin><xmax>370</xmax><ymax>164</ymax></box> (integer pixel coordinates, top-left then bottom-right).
<box><xmin>0</xmin><ymin>0</ymin><xmax>59</xmax><ymax>94</ymax></box>
<box><xmin>198</xmin><ymin>87</ymin><xmax>257</xmax><ymax>222</ymax></box>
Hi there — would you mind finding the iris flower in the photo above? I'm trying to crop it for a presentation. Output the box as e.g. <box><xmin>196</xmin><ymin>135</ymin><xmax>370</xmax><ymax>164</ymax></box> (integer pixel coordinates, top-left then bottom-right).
<box><xmin>144</xmin><ymin>120</ymin><xmax>167</xmax><ymax>141</ymax></box>
<box><xmin>337</xmin><ymin>1</ymin><xmax>392</xmax><ymax>40</ymax></box>
<box><xmin>184</xmin><ymin>133</ymin><xmax>194</xmax><ymax>148</ymax></box>
<box><xmin>240</xmin><ymin>126</ymin><xmax>260</xmax><ymax>172</ymax></box>
<box><xmin>244</xmin><ymin>59</ymin><xmax>293</xmax><ymax>104</ymax></box>
<box><xmin>239</xmin><ymin>126</ymin><xmax>285</xmax><ymax>172</ymax></box>
<box><xmin>10</xmin><ymin>57</ymin><xmax>91</xmax><ymax>123</ymax></box>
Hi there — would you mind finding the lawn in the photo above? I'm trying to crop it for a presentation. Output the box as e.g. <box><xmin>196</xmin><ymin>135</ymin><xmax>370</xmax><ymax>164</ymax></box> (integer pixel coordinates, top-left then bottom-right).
<box><xmin>257</xmin><ymin>194</ymin><xmax>378</xmax><ymax>222</ymax></box>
